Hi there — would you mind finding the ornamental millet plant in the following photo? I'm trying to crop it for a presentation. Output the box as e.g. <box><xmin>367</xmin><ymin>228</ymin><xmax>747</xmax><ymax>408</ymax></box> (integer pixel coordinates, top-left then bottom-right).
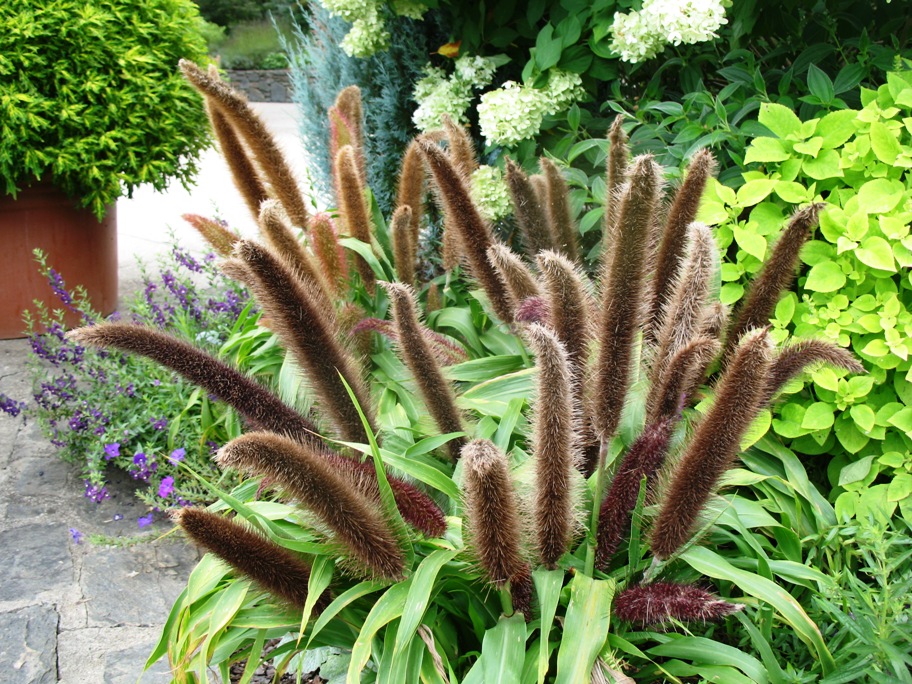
<box><xmin>71</xmin><ymin>65</ymin><xmax>864</xmax><ymax>679</ymax></box>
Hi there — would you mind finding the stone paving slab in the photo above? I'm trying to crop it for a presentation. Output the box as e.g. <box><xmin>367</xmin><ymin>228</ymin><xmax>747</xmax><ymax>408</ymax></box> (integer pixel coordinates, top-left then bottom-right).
<box><xmin>0</xmin><ymin>604</ymin><xmax>58</xmax><ymax>684</ymax></box>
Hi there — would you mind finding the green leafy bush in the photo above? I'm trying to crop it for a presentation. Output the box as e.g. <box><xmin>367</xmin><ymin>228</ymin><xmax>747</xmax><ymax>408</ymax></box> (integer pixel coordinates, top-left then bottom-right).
<box><xmin>697</xmin><ymin>70</ymin><xmax>912</xmax><ymax>523</ymax></box>
<box><xmin>0</xmin><ymin>0</ymin><xmax>211</xmax><ymax>217</ymax></box>
<box><xmin>218</xmin><ymin>18</ymin><xmax>290</xmax><ymax>70</ymax></box>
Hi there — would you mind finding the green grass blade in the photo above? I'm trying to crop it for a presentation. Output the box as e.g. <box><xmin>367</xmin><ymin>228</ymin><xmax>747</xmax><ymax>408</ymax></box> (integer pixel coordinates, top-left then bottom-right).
<box><xmin>555</xmin><ymin>574</ymin><xmax>615</xmax><ymax>684</ymax></box>
<box><xmin>347</xmin><ymin>580</ymin><xmax>413</xmax><ymax>681</ymax></box>
<box><xmin>680</xmin><ymin>545</ymin><xmax>836</xmax><ymax>674</ymax></box>
<box><xmin>532</xmin><ymin>568</ymin><xmax>564</xmax><ymax>684</ymax></box>
<box><xmin>479</xmin><ymin>613</ymin><xmax>528</xmax><ymax>684</ymax></box>
<box><xmin>647</xmin><ymin>636</ymin><xmax>768</xmax><ymax>683</ymax></box>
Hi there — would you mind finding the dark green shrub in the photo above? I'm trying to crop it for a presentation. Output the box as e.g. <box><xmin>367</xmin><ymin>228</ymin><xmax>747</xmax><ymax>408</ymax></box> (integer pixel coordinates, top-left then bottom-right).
<box><xmin>0</xmin><ymin>0</ymin><xmax>211</xmax><ymax>217</ymax></box>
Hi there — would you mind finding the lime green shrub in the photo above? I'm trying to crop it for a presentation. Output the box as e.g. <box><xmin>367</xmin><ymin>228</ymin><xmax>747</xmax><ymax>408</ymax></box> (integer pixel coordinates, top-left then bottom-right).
<box><xmin>697</xmin><ymin>70</ymin><xmax>912</xmax><ymax>522</ymax></box>
<box><xmin>0</xmin><ymin>0</ymin><xmax>210</xmax><ymax>217</ymax></box>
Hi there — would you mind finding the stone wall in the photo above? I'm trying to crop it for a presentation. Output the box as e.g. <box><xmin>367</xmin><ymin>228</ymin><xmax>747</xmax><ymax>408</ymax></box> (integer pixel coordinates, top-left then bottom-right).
<box><xmin>223</xmin><ymin>70</ymin><xmax>292</xmax><ymax>103</ymax></box>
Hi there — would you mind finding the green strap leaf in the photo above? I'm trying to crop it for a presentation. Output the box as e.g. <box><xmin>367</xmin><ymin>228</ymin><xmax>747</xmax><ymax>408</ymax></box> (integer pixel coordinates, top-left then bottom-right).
<box><xmin>347</xmin><ymin>581</ymin><xmax>413</xmax><ymax>681</ymax></box>
<box><xmin>555</xmin><ymin>574</ymin><xmax>615</xmax><ymax>684</ymax></box>
<box><xmin>532</xmin><ymin>568</ymin><xmax>564</xmax><ymax>684</ymax></box>
<box><xmin>680</xmin><ymin>546</ymin><xmax>835</xmax><ymax>674</ymax></box>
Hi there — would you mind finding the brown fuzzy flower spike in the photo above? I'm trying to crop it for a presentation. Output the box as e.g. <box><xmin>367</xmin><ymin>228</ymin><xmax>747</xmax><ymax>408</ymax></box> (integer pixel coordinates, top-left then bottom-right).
<box><xmin>651</xmin><ymin>223</ymin><xmax>717</xmax><ymax>380</ymax></box>
<box><xmin>442</xmin><ymin>114</ymin><xmax>478</xmax><ymax>179</ymax></box>
<box><xmin>762</xmin><ymin>339</ymin><xmax>864</xmax><ymax>406</ymax></box>
<box><xmin>234</xmin><ymin>240</ymin><xmax>375</xmax><ymax>443</ymax></box>
<box><xmin>309</xmin><ymin>213</ymin><xmax>349</xmax><ymax>297</ymax></box>
<box><xmin>650</xmin><ymin>328</ymin><xmax>774</xmax><ymax>560</ymax></box>
<box><xmin>591</xmin><ymin>156</ymin><xmax>662</xmax><ymax>457</ymax></box>
<box><xmin>461</xmin><ymin>440</ymin><xmax>533</xmax><ymax>616</ymax></box>
<box><xmin>181</xmin><ymin>214</ymin><xmax>239</xmax><ymax>258</ymax></box>
<box><xmin>595</xmin><ymin>420</ymin><xmax>674</xmax><ymax>568</ymax></box>
<box><xmin>395</xmin><ymin>140</ymin><xmax>426</xmax><ymax>251</ymax></box>
<box><xmin>525</xmin><ymin>324</ymin><xmax>579</xmax><ymax>569</ymax></box>
<box><xmin>335</xmin><ymin>86</ymin><xmax>364</xmax><ymax>151</ymax></box>
<box><xmin>648</xmin><ymin>150</ymin><xmax>716</xmax><ymax>340</ymax></box>
<box><xmin>179</xmin><ymin>60</ymin><xmax>309</xmax><ymax>229</ymax></box>
<box><xmin>418</xmin><ymin>138</ymin><xmax>514</xmax><ymax>323</ymax></box>
<box><xmin>602</xmin><ymin>115</ymin><xmax>629</xmax><ymax>264</ymax></box>
<box><xmin>67</xmin><ymin>324</ymin><xmax>322</xmax><ymax>449</ymax></box>
<box><xmin>540</xmin><ymin>157</ymin><xmax>580</xmax><ymax>263</ymax></box>
<box><xmin>505</xmin><ymin>157</ymin><xmax>555</xmax><ymax>257</ymax></box>
<box><xmin>384</xmin><ymin>283</ymin><xmax>465</xmax><ymax>461</ymax></box>
<box><xmin>218</xmin><ymin>433</ymin><xmax>405</xmax><ymax>580</ymax></box>
<box><xmin>174</xmin><ymin>508</ymin><xmax>326</xmax><ymax>611</ymax></box>
<box><xmin>258</xmin><ymin>201</ymin><xmax>331</xmax><ymax>308</ymax></box>
<box><xmin>724</xmin><ymin>204</ymin><xmax>824</xmax><ymax>361</ymax></box>
<box><xmin>645</xmin><ymin>336</ymin><xmax>721</xmax><ymax>424</ymax></box>
<box><xmin>207</xmin><ymin>104</ymin><xmax>269</xmax><ymax>222</ymax></box>
<box><xmin>537</xmin><ymin>251</ymin><xmax>592</xmax><ymax>375</ymax></box>
<box><xmin>487</xmin><ymin>243</ymin><xmax>543</xmax><ymax>313</ymax></box>
<box><xmin>391</xmin><ymin>206</ymin><xmax>417</xmax><ymax>285</ymax></box>
<box><xmin>614</xmin><ymin>582</ymin><xmax>743</xmax><ymax>625</ymax></box>
<box><xmin>334</xmin><ymin>145</ymin><xmax>377</xmax><ymax>294</ymax></box>
<box><xmin>699</xmin><ymin>301</ymin><xmax>730</xmax><ymax>343</ymax></box>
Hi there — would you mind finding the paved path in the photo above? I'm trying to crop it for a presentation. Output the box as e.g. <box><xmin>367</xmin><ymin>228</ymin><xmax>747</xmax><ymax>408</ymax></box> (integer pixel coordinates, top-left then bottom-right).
<box><xmin>0</xmin><ymin>103</ymin><xmax>310</xmax><ymax>682</ymax></box>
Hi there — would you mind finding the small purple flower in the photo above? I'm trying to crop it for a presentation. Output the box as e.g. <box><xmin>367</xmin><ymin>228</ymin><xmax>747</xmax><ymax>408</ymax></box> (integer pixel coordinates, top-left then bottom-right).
<box><xmin>130</xmin><ymin>452</ymin><xmax>156</xmax><ymax>481</ymax></box>
<box><xmin>158</xmin><ymin>476</ymin><xmax>175</xmax><ymax>498</ymax></box>
<box><xmin>152</xmin><ymin>379</ymin><xmax>161</xmax><ymax>386</ymax></box>
<box><xmin>83</xmin><ymin>480</ymin><xmax>109</xmax><ymax>503</ymax></box>
<box><xmin>113</xmin><ymin>513</ymin><xmax>123</xmax><ymax>521</ymax></box>
<box><xmin>0</xmin><ymin>394</ymin><xmax>27</xmax><ymax>417</ymax></box>
<box><xmin>69</xmin><ymin>528</ymin><xmax>83</xmax><ymax>544</ymax></box>
<box><xmin>150</xmin><ymin>417</ymin><xmax>167</xmax><ymax>430</ymax></box>
<box><xmin>138</xmin><ymin>512</ymin><xmax>154</xmax><ymax>528</ymax></box>
<box><xmin>103</xmin><ymin>443</ymin><xmax>120</xmax><ymax>460</ymax></box>
<box><xmin>168</xmin><ymin>448</ymin><xmax>186</xmax><ymax>464</ymax></box>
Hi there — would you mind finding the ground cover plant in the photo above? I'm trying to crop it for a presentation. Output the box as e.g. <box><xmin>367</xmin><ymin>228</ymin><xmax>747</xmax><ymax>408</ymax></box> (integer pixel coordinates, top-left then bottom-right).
<box><xmin>0</xmin><ymin>239</ymin><xmax>249</xmax><ymax>516</ymax></box>
<box><xmin>60</xmin><ymin>64</ymin><xmax>875</xmax><ymax>681</ymax></box>
<box><xmin>697</xmin><ymin>69</ymin><xmax>912</xmax><ymax>525</ymax></box>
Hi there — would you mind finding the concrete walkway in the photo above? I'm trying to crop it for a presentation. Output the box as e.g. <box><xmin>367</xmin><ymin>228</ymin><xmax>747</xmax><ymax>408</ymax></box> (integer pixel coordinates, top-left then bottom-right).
<box><xmin>0</xmin><ymin>103</ymin><xmax>311</xmax><ymax>682</ymax></box>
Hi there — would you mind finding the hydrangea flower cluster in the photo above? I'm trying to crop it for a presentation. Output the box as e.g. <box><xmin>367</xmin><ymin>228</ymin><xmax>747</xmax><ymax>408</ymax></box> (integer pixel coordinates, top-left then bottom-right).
<box><xmin>610</xmin><ymin>0</ymin><xmax>730</xmax><ymax>63</ymax></box>
<box><xmin>412</xmin><ymin>55</ymin><xmax>498</xmax><ymax>131</ymax></box>
<box><xmin>319</xmin><ymin>0</ymin><xmax>428</xmax><ymax>58</ymax></box>
<box><xmin>469</xmin><ymin>165</ymin><xmax>512</xmax><ymax>222</ymax></box>
<box><xmin>477</xmin><ymin>69</ymin><xmax>585</xmax><ymax>147</ymax></box>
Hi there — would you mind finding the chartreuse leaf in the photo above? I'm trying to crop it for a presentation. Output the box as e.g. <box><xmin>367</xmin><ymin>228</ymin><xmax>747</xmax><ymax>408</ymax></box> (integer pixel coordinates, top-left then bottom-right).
<box><xmin>555</xmin><ymin>574</ymin><xmax>615</xmax><ymax>684</ymax></box>
<box><xmin>347</xmin><ymin>580</ymin><xmax>412</xmax><ymax>680</ymax></box>
<box><xmin>681</xmin><ymin>546</ymin><xmax>835</xmax><ymax>674</ymax></box>
<box><xmin>388</xmin><ymin>549</ymin><xmax>459</xmax><ymax>680</ymax></box>
<box><xmin>759</xmin><ymin>102</ymin><xmax>803</xmax><ymax>138</ymax></box>
<box><xmin>532</xmin><ymin>569</ymin><xmax>564</xmax><ymax>683</ymax></box>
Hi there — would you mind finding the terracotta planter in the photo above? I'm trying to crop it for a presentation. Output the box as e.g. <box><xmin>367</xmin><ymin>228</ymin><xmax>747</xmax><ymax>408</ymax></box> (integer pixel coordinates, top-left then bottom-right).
<box><xmin>0</xmin><ymin>182</ymin><xmax>118</xmax><ymax>339</ymax></box>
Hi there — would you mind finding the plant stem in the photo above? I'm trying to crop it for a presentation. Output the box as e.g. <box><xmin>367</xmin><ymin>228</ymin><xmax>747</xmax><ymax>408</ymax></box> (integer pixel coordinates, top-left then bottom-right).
<box><xmin>500</xmin><ymin>588</ymin><xmax>514</xmax><ymax>617</ymax></box>
<box><xmin>585</xmin><ymin>438</ymin><xmax>610</xmax><ymax>576</ymax></box>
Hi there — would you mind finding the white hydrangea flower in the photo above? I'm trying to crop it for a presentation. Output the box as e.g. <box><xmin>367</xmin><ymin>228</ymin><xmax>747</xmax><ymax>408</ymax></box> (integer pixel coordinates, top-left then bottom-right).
<box><xmin>454</xmin><ymin>55</ymin><xmax>497</xmax><ymax>88</ymax></box>
<box><xmin>610</xmin><ymin>0</ymin><xmax>729</xmax><ymax>63</ymax></box>
<box><xmin>321</xmin><ymin>0</ymin><xmax>378</xmax><ymax>23</ymax></box>
<box><xmin>477</xmin><ymin>81</ymin><xmax>549</xmax><ymax>147</ymax></box>
<box><xmin>411</xmin><ymin>56</ymin><xmax>497</xmax><ymax>131</ymax></box>
<box><xmin>641</xmin><ymin>0</ymin><xmax>729</xmax><ymax>46</ymax></box>
<box><xmin>544</xmin><ymin>69</ymin><xmax>585</xmax><ymax>113</ymax></box>
<box><xmin>470</xmin><ymin>166</ymin><xmax>512</xmax><ymax>222</ymax></box>
<box><xmin>391</xmin><ymin>0</ymin><xmax>428</xmax><ymax>20</ymax></box>
<box><xmin>340</xmin><ymin>11</ymin><xmax>390</xmax><ymax>57</ymax></box>
<box><xmin>609</xmin><ymin>9</ymin><xmax>665</xmax><ymax>63</ymax></box>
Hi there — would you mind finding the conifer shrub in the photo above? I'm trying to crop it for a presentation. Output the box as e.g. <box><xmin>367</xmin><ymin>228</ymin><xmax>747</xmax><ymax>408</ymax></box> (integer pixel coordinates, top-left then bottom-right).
<box><xmin>70</xmin><ymin>66</ymin><xmax>863</xmax><ymax>680</ymax></box>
